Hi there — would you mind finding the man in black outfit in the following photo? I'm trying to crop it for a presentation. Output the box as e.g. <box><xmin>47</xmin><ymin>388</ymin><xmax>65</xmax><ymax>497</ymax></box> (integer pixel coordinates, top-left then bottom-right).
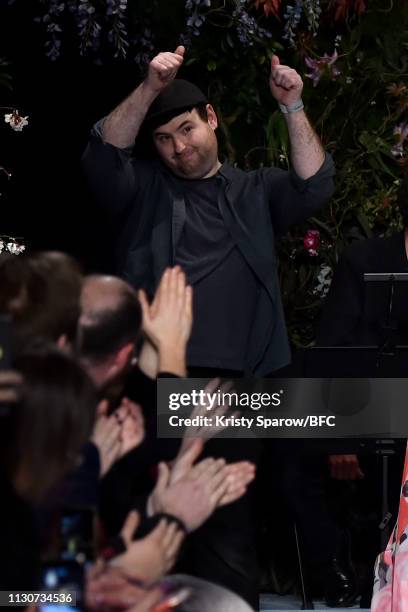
<box><xmin>82</xmin><ymin>45</ymin><xmax>334</xmax><ymax>377</ymax></box>
<box><xmin>82</xmin><ymin>44</ymin><xmax>334</xmax><ymax>609</ymax></box>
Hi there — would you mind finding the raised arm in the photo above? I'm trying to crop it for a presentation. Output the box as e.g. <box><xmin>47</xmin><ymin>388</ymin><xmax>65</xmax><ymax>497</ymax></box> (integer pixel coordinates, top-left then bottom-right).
<box><xmin>103</xmin><ymin>46</ymin><xmax>185</xmax><ymax>148</ymax></box>
<box><xmin>138</xmin><ymin>266</ymin><xmax>193</xmax><ymax>377</ymax></box>
<box><xmin>269</xmin><ymin>55</ymin><xmax>325</xmax><ymax>179</ymax></box>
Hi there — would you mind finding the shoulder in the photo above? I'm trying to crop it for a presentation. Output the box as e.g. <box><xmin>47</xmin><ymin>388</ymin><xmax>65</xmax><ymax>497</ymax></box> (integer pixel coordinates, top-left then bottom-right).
<box><xmin>218</xmin><ymin>162</ymin><xmax>277</xmax><ymax>190</ymax></box>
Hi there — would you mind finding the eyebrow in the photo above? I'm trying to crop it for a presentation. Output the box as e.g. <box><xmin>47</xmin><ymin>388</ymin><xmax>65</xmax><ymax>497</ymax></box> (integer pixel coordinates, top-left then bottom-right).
<box><xmin>154</xmin><ymin>119</ymin><xmax>193</xmax><ymax>137</ymax></box>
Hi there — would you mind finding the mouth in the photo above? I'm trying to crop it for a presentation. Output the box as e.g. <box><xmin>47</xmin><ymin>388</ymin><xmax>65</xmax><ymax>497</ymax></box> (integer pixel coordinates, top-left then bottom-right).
<box><xmin>176</xmin><ymin>150</ymin><xmax>195</xmax><ymax>162</ymax></box>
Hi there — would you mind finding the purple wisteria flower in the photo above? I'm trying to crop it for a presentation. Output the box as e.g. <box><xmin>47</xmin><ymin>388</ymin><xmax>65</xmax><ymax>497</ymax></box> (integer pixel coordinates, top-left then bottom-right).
<box><xmin>184</xmin><ymin>0</ymin><xmax>211</xmax><ymax>38</ymax></box>
<box><xmin>283</xmin><ymin>0</ymin><xmax>323</xmax><ymax>47</ymax></box>
<box><xmin>35</xmin><ymin>0</ymin><xmax>65</xmax><ymax>61</ymax></box>
<box><xmin>234</xmin><ymin>0</ymin><xmax>272</xmax><ymax>47</ymax></box>
<box><xmin>133</xmin><ymin>27</ymin><xmax>155</xmax><ymax>70</ymax></box>
<box><xmin>304</xmin><ymin>0</ymin><xmax>321</xmax><ymax>32</ymax></box>
<box><xmin>391</xmin><ymin>123</ymin><xmax>408</xmax><ymax>158</ymax></box>
<box><xmin>283</xmin><ymin>0</ymin><xmax>302</xmax><ymax>47</ymax></box>
<box><xmin>304</xmin><ymin>50</ymin><xmax>341</xmax><ymax>87</ymax></box>
<box><xmin>106</xmin><ymin>0</ymin><xmax>129</xmax><ymax>59</ymax></box>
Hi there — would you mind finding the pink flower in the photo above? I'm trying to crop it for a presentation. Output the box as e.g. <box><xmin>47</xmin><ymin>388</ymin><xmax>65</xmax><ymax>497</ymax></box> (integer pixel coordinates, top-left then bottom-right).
<box><xmin>305</xmin><ymin>50</ymin><xmax>341</xmax><ymax>87</ymax></box>
<box><xmin>304</xmin><ymin>229</ymin><xmax>320</xmax><ymax>256</ymax></box>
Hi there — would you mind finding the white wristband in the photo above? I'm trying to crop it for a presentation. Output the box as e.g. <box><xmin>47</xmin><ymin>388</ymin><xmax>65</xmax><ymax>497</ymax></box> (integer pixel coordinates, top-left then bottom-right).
<box><xmin>279</xmin><ymin>99</ymin><xmax>304</xmax><ymax>114</ymax></box>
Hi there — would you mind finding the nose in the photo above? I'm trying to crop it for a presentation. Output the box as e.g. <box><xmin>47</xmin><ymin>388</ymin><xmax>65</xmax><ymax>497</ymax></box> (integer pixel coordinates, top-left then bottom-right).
<box><xmin>173</xmin><ymin>137</ymin><xmax>186</xmax><ymax>155</ymax></box>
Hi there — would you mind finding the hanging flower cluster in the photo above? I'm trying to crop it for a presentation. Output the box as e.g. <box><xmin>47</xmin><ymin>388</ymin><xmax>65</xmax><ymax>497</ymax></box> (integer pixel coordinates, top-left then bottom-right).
<box><xmin>0</xmin><ymin>238</ymin><xmax>25</xmax><ymax>256</ymax></box>
<box><xmin>313</xmin><ymin>264</ymin><xmax>333</xmax><ymax>297</ymax></box>
<box><xmin>234</xmin><ymin>0</ymin><xmax>273</xmax><ymax>47</ymax></box>
<box><xmin>182</xmin><ymin>0</ymin><xmax>273</xmax><ymax>49</ymax></box>
<box><xmin>283</xmin><ymin>0</ymin><xmax>321</xmax><ymax>47</ymax></box>
<box><xmin>185</xmin><ymin>0</ymin><xmax>211</xmax><ymax>38</ymax></box>
<box><xmin>4</xmin><ymin>109</ymin><xmax>29</xmax><ymax>132</ymax></box>
<box><xmin>133</xmin><ymin>27</ymin><xmax>155</xmax><ymax>71</ymax></box>
<box><xmin>34</xmin><ymin>0</ymin><xmax>129</xmax><ymax>61</ymax></box>
<box><xmin>106</xmin><ymin>0</ymin><xmax>129</xmax><ymax>60</ymax></box>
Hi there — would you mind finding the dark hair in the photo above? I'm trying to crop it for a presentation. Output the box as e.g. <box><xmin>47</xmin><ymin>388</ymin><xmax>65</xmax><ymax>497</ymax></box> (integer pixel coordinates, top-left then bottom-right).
<box><xmin>0</xmin><ymin>251</ymin><xmax>82</xmax><ymax>352</ymax></box>
<box><xmin>78</xmin><ymin>286</ymin><xmax>142</xmax><ymax>364</ymax></box>
<box><xmin>398</xmin><ymin>174</ymin><xmax>408</xmax><ymax>228</ymax></box>
<box><xmin>1</xmin><ymin>346</ymin><xmax>96</xmax><ymax>501</ymax></box>
<box><xmin>194</xmin><ymin>103</ymin><xmax>209</xmax><ymax>122</ymax></box>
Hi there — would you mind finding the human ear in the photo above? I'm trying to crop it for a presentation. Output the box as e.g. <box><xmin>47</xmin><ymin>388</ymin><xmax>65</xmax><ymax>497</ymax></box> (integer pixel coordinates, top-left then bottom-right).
<box><xmin>206</xmin><ymin>104</ymin><xmax>218</xmax><ymax>130</ymax></box>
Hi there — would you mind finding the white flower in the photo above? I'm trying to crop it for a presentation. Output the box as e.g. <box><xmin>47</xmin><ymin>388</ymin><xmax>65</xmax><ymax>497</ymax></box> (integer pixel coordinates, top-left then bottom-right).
<box><xmin>0</xmin><ymin>235</ymin><xmax>25</xmax><ymax>256</ymax></box>
<box><xmin>7</xmin><ymin>242</ymin><xmax>18</xmax><ymax>254</ymax></box>
<box><xmin>314</xmin><ymin>264</ymin><xmax>333</xmax><ymax>297</ymax></box>
<box><xmin>5</xmin><ymin>241</ymin><xmax>25</xmax><ymax>255</ymax></box>
<box><xmin>4</xmin><ymin>110</ymin><xmax>29</xmax><ymax>132</ymax></box>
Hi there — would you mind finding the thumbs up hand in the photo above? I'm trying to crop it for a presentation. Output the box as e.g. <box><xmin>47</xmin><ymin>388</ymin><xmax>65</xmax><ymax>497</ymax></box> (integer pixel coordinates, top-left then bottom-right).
<box><xmin>269</xmin><ymin>54</ymin><xmax>303</xmax><ymax>106</ymax></box>
<box><xmin>146</xmin><ymin>45</ymin><xmax>185</xmax><ymax>93</ymax></box>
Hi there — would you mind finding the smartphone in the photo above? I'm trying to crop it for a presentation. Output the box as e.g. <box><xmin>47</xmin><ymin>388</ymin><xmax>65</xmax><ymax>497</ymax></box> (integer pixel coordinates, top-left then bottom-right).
<box><xmin>39</xmin><ymin>560</ymin><xmax>84</xmax><ymax>612</ymax></box>
<box><xmin>60</xmin><ymin>508</ymin><xmax>96</xmax><ymax>563</ymax></box>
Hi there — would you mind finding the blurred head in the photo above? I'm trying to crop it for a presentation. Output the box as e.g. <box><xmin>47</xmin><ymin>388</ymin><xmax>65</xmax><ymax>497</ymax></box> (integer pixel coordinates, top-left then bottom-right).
<box><xmin>78</xmin><ymin>275</ymin><xmax>142</xmax><ymax>391</ymax></box>
<box><xmin>159</xmin><ymin>575</ymin><xmax>254</xmax><ymax>612</ymax></box>
<box><xmin>0</xmin><ymin>251</ymin><xmax>82</xmax><ymax>352</ymax></box>
<box><xmin>1</xmin><ymin>346</ymin><xmax>97</xmax><ymax>502</ymax></box>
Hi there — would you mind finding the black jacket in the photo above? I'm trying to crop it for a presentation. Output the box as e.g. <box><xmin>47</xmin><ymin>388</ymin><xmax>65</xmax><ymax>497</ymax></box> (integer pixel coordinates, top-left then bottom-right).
<box><xmin>83</xmin><ymin>125</ymin><xmax>335</xmax><ymax>374</ymax></box>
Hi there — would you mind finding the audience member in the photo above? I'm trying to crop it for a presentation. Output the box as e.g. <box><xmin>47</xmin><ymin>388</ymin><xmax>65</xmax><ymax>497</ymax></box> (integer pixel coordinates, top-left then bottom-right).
<box><xmin>0</xmin><ymin>347</ymin><xmax>97</xmax><ymax>589</ymax></box>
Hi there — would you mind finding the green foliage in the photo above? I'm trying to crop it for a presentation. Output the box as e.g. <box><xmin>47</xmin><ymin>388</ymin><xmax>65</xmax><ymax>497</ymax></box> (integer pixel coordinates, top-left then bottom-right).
<box><xmin>155</xmin><ymin>0</ymin><xmax>408</xmax><ymax>346</ymax></box>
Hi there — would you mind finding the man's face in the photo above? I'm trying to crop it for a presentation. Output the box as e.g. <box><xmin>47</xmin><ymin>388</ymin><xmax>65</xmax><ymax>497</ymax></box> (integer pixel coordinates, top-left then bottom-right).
<box><xmin>152</xmin><ymin>105</ymin><xmax>220</xmax><ymax>179</ymax></box>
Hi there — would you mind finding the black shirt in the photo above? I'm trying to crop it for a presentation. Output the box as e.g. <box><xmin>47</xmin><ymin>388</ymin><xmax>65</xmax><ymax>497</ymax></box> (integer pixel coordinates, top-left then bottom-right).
<box><xmin>84</xmin><ymin>124</ymin><xmax>335</xmax><ymax>374</ymax></box>
<box><xmin>173</xmin><ymin>174</ymin><xmax>259</xmax><ymax>370</ymax></box>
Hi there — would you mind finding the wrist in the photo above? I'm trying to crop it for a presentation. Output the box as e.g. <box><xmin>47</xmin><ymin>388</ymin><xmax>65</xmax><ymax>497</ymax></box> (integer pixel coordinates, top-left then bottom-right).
<box><xmin>155</xmin><ymin>512</ymin><xmax>188</xmax><ymax>534</ymax></box>
<box><xmin>278</xmin><ymin>99</ymin><xmax>304</xmax><ymax>114</ymax></box>
<box><xmin>140</xmin><ymin>80</ymin><xmax>162</xmax><ymax>104</ymax></box>
<box><xmin>158</xmin><ymin>343</ymin><xmax>187</xmax><ymax>376</ymax></box>
<box><xmin>159</xmin><ymin>355</ymin><xmax>186</xmax><ymax>377</ymax></box>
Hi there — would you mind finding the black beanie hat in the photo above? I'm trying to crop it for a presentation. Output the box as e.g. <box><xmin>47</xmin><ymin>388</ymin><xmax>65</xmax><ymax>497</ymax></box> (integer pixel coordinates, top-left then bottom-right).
<box><xmin>144</xmin><ymin>79</ymin><xmax>208</xmax><ymax>129</ymax></box>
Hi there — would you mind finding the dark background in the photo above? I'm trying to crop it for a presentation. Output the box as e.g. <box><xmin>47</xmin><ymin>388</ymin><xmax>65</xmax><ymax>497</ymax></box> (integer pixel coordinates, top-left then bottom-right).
<box><xmin>0</xmin><ymin>4</ymin><xmax>152</xmax><ymax>273</ymax></box>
